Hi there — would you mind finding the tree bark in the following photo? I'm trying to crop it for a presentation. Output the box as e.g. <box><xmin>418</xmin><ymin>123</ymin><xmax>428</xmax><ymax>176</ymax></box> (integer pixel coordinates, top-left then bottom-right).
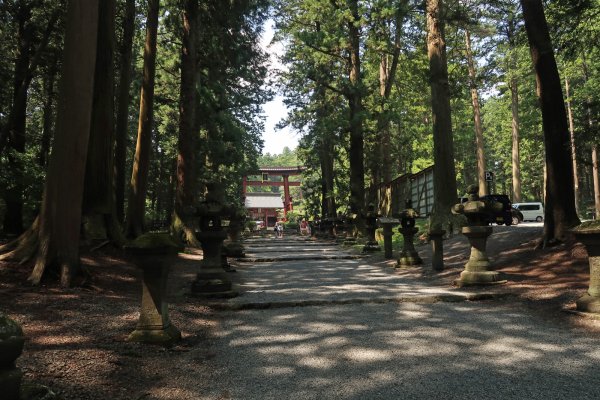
<box><xmin>426</xmin><ymin>0</ymin><xmax>457</xmax><ymax>231</ymax></box>
<box><xmin>172</xmin><ymin>0</ymin><xmax>200</xmax><ymax>246</ymax></box>
<box><xmin>319</xmin><ymin>135</ymin><xmax>336</xmax><ymax>218</ymax></box>
<box><xmin>114</xmin><ymin>0</ymin><xmax>136</xmax><ymax>224</ymax></box>
<box><xmin>521</xmin><ymin>0</ymin><xmax>580</xmax><ymax>243</ymax></box>
<box><xmin>347</xmin><ymin>0</ymin><xmax>365</xmax><ymax>230</ymax></box>
<box><xmin>464</xmin><ymin>29</ymin><xmax>487</xmax><ymax>196</ymax></box>
<box><xmin>564</xmin><ymin>77</ymin><xmax>580</xmax><ymax>214</ymax></box>
<box><xmin>2</xmin><ymin>2</ymin><xmax>32</xmax><ymax>235</ymax></box>
<box><xmin>593</xmin><ymin>146</ymin><xmax>600</xmax><ymax>219</ymax></box>
<box><xmin>505</xmin><ymin>15</ymin><xmax>522</xmax><ymax>203</ymax></box>
<box><xmin>29</xmin><ymin>0</ymin><xmax>99</xmax><ymax>286</ymax></box>
<box><xmin>38</xmin><ymin>54</ymin><xmax>58</xmax><ymax>168</ymax></box>
<box><xmin>126</xmin><ymin>0</ymin><xmax>160</xmax><ymax>238</ymax></box>
<box><xmin>81</xmin><ymin>0</ymin><xmax>124</xmax><ymax>245</ymax></box>
<box><xmin>510</xmin><ymin>75</ymin><xmax>522</xmax><ymax>203</ymax></box>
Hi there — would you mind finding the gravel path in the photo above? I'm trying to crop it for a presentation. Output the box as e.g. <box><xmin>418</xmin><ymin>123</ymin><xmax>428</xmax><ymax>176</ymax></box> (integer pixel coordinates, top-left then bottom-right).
<box><xmin>3</xmin><ymin>225</ymin><xmax>599</xmax><ymax>399</ymax></box>
<box><xmin>177</xmin><ymin>231</ymin><xmax>600</xmax><ymax>399</ymax></box>
<box><xmin>196</xmin><ymin>301</ymin><xmax>600</xmax><ymax>399</ymax></box>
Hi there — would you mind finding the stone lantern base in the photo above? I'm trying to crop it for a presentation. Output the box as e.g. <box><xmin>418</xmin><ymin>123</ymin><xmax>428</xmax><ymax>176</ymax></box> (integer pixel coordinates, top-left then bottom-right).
<box><xmin>397</xmin><ymin>226</ymin><xmax>422</xmax><ymax>267</ymax></box>
<box><xmin>428</xmin><ymin>229</ymin><xmax>445</xmax><ymax>271</ymax></box>
<box><xmin>454</xmin><ymin>226</ymin><xmax>505</xmax><ymax>287</ymax></box>
<box><xmin>572</xmin><ymin>226</ymin><xmax>600</xmax><ymax>313</ymax></box>
<box><xmin>193</xmin><ymin>230</ymin><xmax>238</xmax><ymax>298</ymax></box>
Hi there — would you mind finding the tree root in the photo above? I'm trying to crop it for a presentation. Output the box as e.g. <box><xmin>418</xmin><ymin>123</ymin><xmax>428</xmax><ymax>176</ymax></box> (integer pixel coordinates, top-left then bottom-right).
<box><xmin>171</xmin><ymin>212</ymin><xmax>200</xmax><ymax>248</ymax></box>
<box><xmin>0</xmin><ymin>218</ymin><xmax>39</xmax><ymax>264</ymax></box>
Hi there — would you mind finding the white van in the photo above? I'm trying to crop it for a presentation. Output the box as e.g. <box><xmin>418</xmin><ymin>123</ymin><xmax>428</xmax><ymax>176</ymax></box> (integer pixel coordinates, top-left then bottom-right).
<box><xmin>513</xmin><ymin>202</ymin><xmax>544</xmax><ymax>222</ymax></box>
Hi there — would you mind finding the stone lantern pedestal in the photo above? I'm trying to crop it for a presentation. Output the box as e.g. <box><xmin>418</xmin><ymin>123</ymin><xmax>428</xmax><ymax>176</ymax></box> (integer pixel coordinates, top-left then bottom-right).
<box><xmin>343</xmin><ymin>217</ymin><xmax>358</xmax><ymax>245</ymax></box>
<box><xmin>378</xmin><ymin>217</ymin><xmax>399</xmax><ymax>260</ymax></box>
<box><xmin>455</xmin><ymin>226</ymin><xmax>502</xmax><ymax>285</ymax></box>
<box><xmin>398</xmin><ymin>226</ymin><xmax>422</xmax><ymax>266</ymax></box>
<box><xmin>193</xmin><ymin>229</ymin><xmax>237</xmax><ymax>297</ymax></box>
<box><xmin>124</xmin><ymin>234</ymin><xmax>182</xmax><ymax>346</ymax></box>
<box><xmin>0</xmin><ymin>313</ymin><xmax>24</xmax><ymax>400</ymax></box>
<box><xmin>572</xmin><ymin>223</ymin><xmax>600</xmax><ymax>313</ymax></box>
<box><xmin>428</xmin><ymin>229</ymin><xmax>446</xmax><ymax>271</ymax></box>
<box><xmin>224</xmin><ymin>212</ymin><xmax>245</xmax><ymax>258</ymax></box>
<box><xmin>334</xmin><ymin>217</ymin><xmax>347</xmax><ymax>243</ymax></box>
<box><xmin>316</xmin><ymin>218</ymin><xmax>335</xmax><ymax>239</ymax></box>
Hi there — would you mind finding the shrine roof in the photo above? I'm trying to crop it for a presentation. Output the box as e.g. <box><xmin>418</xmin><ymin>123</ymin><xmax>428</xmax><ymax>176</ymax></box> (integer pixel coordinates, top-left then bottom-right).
<box><xmin>244</xmin><ymin>192</ymin><xmax>284</xmax><ymax>209</ymax></box>
<box><xmin>255</xmin><ymin>166</ymin><xmax>305</xmax><ymax>174</ymax></box>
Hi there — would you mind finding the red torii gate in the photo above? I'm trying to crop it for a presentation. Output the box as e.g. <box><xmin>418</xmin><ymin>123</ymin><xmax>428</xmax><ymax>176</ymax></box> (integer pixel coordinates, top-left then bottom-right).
<box><xmin>243</xmin><ymin>166</ymin><xmax>305</xmax><ymax>216</ymax></box>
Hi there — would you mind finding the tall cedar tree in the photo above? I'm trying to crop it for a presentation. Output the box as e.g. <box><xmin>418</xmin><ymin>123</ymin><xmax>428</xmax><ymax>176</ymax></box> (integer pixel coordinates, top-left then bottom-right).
<box><xmin>347</xmin><ymin>0</ymin><xmax>366</xmax><ymax>231</ymax></box>
<box><xmin>81</xmin><ymin>0</ymin><xmax>123</xmax><ymax>245</ymax></box>
<box><xmin>172</xmin><ymin>0</ymin><xmax>201</xmax><ymax>246</ymax></box>
<box><xmin>29</xmin><ymin>0</ymin><xmax>99</xmax><ymax>285</ymax></box>
<box><xmin>464</xmin><ymin>28</ymin><xmax>487</xmax><ymax>196</ymax></box>
<box><xmin>520</xmin><ymin>0</ymin><xmax>580</xmax><ymax>243</ymax></box>
<box><xmin>426</xmin><ymin>0</ymin><xmax>458</xmax><ymax>231</ymax></box>
<box><xmin>115</xmin><ymin>0</ymin><xmax>136</xmax><ymax>224</ymax></box>
<box><xmin>126</xmin><ymin>0</ymin><xmax>160</xmax><ymax>238</ymax></box>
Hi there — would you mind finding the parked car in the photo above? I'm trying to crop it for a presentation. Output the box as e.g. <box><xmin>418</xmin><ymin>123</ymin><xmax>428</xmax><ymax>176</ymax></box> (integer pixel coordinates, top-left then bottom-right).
<box><xmin>480</xmin><ymin>194</ymin><xmax>522</xmax><ymax>226</ymax></box>
<box><xmin>513</xmin><ymin>202</ymin><xmax>544</xmax><ymax>222</ymax></box>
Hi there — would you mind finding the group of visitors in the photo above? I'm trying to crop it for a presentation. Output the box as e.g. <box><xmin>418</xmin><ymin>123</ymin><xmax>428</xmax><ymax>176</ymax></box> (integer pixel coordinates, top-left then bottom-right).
<box><xmin>274</xmin><ymin>222</ymin><xmax>284</xmax><ymax>238</ymax></box>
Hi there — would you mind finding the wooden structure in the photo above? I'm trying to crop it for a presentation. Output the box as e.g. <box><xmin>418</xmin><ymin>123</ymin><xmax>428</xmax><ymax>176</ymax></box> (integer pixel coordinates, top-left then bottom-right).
<box><xmin>374</xmin><ymin>165</ymin><xmax>435</xmax><ymax>217</ymax></box>
<box><xmin>243</xmin><ymin>166</ymin><xmax>304</xmax><ymax>217</ymax></box>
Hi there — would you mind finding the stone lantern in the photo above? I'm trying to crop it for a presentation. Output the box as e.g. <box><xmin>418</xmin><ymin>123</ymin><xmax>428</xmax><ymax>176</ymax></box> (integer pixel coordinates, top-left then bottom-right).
<box><xmin>224</xmin><ymin>205</ymin><xmax>246</xmax><ymax>258</ymax></box>
<box><xmin>192</xmin><ymin>184</ymin><xmax>237</xmax><ymax>298</ymax></box>
<box><xmin>320</xmin><ymin>217</ymin><xmax>336</xmax><ymax>239</ymax></box>
<box><xmin>363</xmin><ymin>204</ymin><xmax>381</xmax><ymax>252</ymax></box>
<box><xmin>124</xmin><ymin>233</ymin><xmax>182</xmax><ymax>345</ymax></box>
<box><xmin>397</xmin><ymin>200</ymin><xmax>423</xmax><ymax>266</ymax></box>
<box><xmin>571</xmin><ymin>221</ymin><xmax>600</xmax><ymax>313</ymax></box>
<box><xmin>377</xmin><ymin>216</ymin><xmax>400</xmax><ymax>259</ymax></box>
<box><xmin>343</xmin><ymin>209</ymin><xmax>358</xmax><ymax>245</ymax></box>
<box><xmin>452</xmin><ymin>184</ymin><xmax>505</xmax><ymax>286</ymax></box>
<box><xmin>0</xmin><ymin>313</ymin><xmax>24</xmax><ymax>400</ymax></box>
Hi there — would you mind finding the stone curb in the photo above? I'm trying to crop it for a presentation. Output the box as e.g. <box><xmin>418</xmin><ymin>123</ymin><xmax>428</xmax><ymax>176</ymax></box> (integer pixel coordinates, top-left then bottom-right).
<box><xmin>202</xmin><ymin>291</ymin><xmax>513</xmax><ymax>311</ymax></box>
<box><xmin>236</xmin><ymin>254</ymin><xmax>364</xmax><ymax>262</ymax></box>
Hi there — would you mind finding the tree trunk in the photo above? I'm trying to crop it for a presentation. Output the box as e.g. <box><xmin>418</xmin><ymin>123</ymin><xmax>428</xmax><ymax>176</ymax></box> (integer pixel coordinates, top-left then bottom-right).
<box><xmin>582</xmin><ymin>58</ymin><xmax>599</xmax><ymax>219</ymax></box>
<box><xmin>81</xmin><ymin>0</ymin><xmax>124</xmax><ymax>245</ymax></box>
<box><xmin>319</xmin><ymin>135</ymin><xmax>336</xmax><ymax>218</ymax></box>
<box><xmin>372</xmin><ymin>5</ymin><xmax>405</xmax><ymax>211</ymax></box>
<box><xmin>29</xmin><ymin>0</ymin><xmax>99</xmax><ymax>286</ymax></box>
<box><xmin>564</xmin><ymin>77</ymin><xmax>580</xmax><ymax>215</ymax></box>
<box><xmin>172</xmin><ymin>0</ymin><xmax>200</xmax><ymax>246</ymax></box>
<box><xmin>521</xmin><ymin>0</ymin><xmax>580</xmax><ymax>243</ymax></box>
<box><xmin>114</xmin><ymin>0</ymin><xmax>136</xmax><ymax>224</ymax></box>
<box><xmin>126</xmin><ymin>0</ymin><xmax>160</xmax><ymax>238</ymax></box>
<box><xmin>593</xmin><ymin>146</ymin><xmax>600</xmax><ymax>219</ymax></box>
<box><xmin>347</xmin><ymin>0</ymin><xmax>365</xmax><ymax>231</ymax></box>
<box><xmin>506</xmin><ymin>15</ymin><xmax>522</xmax><ymax>203</ymax></box>
<box><xmin>465</xmin><ymin>29</ymin><xmax>486</xmax><ymax>196</ymax></box>
<box><xmin>2</xmin><ymin>2</ymin><xmax>32</xmax><ymax>235</ymax></box>
<box><xmin>38</xmin><ymin>55</ymin><xmax>58</xmax><ymax>168</ymax></box>
<box><xmin>426</xmin><ymin>0</ymin><xmax>457</xmax><ymax>231</ymax></box>
<box><xmin>510</xmin><ymin>76</ymin><xmax>522</xmax><ymax>203</ymax></box>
